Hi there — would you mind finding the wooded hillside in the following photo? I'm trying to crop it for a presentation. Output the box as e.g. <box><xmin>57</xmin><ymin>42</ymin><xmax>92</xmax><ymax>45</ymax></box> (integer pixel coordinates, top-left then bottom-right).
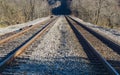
<box><xmin>71</xmin><ymin>0</ymin><xmax>120</xmax><ymax>28</ymax></box>
<box><xmin>0</xmin><ymin>0</ymin><xmax>50</xmax><ymax>26</ymax></box>
<box><xmin>0</xmin><ymin>0</ymin><xmax>120</xmax><ymax>28</ymax></box>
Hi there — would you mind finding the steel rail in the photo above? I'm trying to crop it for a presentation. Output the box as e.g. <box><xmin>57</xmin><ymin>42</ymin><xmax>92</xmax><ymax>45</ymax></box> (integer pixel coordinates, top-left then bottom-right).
<box><xmin>0</xmin><ymin>18</ymin><xmax>57</xmax><ymax>72</ymax></box>
<box><xmin>0</xmin><ymin>19</ymin><xmax>50</xmax><ymax>44</ymax></box>
<box><xmin>68</xmin><ymin>16</ymin><xmax>120</xmax><ymax>55</ymax></box>
<box><xmin>65</xmin><ymin>16</ymin><xmax>119</xmax><ymax>75</ymax></box>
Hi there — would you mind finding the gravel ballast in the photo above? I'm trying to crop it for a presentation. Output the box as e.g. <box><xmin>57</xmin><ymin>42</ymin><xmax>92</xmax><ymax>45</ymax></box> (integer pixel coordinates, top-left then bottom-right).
<box><xmin>2</xmin><ymin>16</ymin><xmax>98</xmax><ymax>75</ymax></box>
<box><xmin>70</xmin><ymin>16</ymin><xmax>120</xmax><ymax>73</ymax></box>
<box><xmin>69</xmin><ymin>18</ymin><xmax>120</xmax><ymax>73</ymax></box>
<box><xmin>0</xmin><ymin>20</ymin><xmax>49</xmax><ymax>61</ymax></box>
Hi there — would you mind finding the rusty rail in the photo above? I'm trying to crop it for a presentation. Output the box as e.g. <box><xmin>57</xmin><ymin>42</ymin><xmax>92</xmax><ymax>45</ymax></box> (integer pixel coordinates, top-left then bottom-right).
<box><xmin>0</xmin><ymin>18</ymin><xmax>57</xmax><ymax>72</ymax></box>
<box><xmin>0</xmin><ymin>19</ymin><xmax>50</xmax><ymax>44</ymax></box>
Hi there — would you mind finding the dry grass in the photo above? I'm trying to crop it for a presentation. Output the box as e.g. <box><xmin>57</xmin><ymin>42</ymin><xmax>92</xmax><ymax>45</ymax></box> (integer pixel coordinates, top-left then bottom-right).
<box><xmin>0</xmin><ymin>24</ymin><xmax>8</xmax><ymax>28</ymax></box>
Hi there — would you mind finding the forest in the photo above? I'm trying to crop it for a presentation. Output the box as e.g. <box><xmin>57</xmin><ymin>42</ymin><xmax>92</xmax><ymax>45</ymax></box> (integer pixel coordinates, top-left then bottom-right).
<box><xmin>0</xmin><ymin>0</ymin><xmax>50</xmax><ymax>27</ymax></box>
<box><xmin>71</xmin><ymin>0</ymin><xmax>120</xmax><ymax>28</ymax></box>
<box><xmin>0</xmin><ymin>0</ymin><xmax>120</xmax><ymax>28</ymax></box>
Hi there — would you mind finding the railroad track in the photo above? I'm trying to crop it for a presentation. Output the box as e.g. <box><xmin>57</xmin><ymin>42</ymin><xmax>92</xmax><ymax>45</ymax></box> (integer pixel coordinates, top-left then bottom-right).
<box><xmin>1</xmin><ymin>16</ymin><xmax>120</xmax><ymax>74</ymax></box>
<box><xmin>0</xmin><ymin>19</ymin><xmax>50</xmax><ymax>44</ymax></box>
<box><xmin>0</xmin><ymin>19</ymin><xmax>53</xmax><ymax>61</ymax></box>
<box><xmin>0</xmin><ymin>17</ymin><xmax>58</xmax><ymax>73</ymax></box>
<box><xmin>0</xmin><ymin>25</ymin><xmax>32</xmax><ymax>41</ymax></box>
<box><xmin>0</xmin><ymin>18</ymin><xmax>55</xmax><ymax>61</ymax></box>
<box><xmin>65</xmin><ymin>16</ymin><xmax>119</xmax><ymax>75</ymax></box>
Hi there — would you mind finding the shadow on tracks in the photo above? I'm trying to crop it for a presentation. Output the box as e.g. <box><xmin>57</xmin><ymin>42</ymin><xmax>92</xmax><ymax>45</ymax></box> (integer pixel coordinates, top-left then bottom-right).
<box><xmin>1</xmin><ymin>56</ymin><xmax>103</xmax><ymax>74</ymax></box>
<box><xmin>2</xmin><ymin>56</ymin><xmax>119</xmax><ymax>74</ymax></box>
